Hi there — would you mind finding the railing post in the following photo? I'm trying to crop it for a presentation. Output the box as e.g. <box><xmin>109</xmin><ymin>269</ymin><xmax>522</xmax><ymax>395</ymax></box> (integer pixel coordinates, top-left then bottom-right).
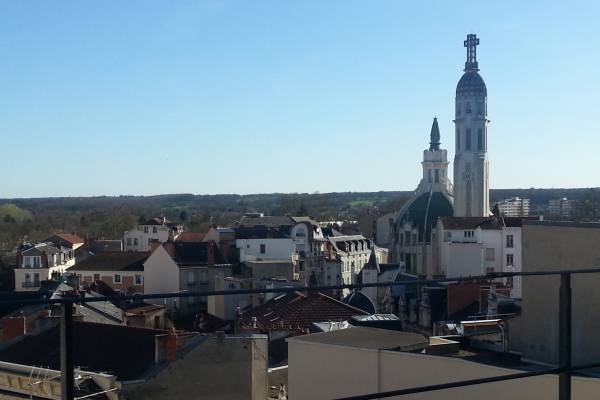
<box><xmin>559</xmin><ymin>273</ymin><xmax>571</xmax><ymax>400</ymax></box>
<box><xmin>61</xmin><ymin>301</ymin><xmax>74</xmax><ymax>400</ymax></box>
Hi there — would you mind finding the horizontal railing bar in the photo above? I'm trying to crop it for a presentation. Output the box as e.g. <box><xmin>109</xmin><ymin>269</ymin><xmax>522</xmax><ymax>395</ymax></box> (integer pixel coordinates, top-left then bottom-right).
<box><xmin>2</xmin><ymin>267</ymin><xmax>600</xmax><ymax>306</ymax></box>
<box><xmin>333</xmin><ymin>361</ymin><xmax>600</xmax><ymax>400</ymax></box>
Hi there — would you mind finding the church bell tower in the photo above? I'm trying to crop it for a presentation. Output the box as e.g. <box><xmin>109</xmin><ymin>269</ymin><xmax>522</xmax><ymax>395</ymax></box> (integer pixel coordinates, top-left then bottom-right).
<box><xmin>453</xmin><ymin>34</ymin><xmax>490</xmax><ymax>217</ymax></box>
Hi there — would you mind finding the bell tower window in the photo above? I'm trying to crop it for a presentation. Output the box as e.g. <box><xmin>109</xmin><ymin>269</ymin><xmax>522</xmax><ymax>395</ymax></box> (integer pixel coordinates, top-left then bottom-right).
<box><xmin>466</xmin><ymin>128</ymin><xmax>472</xmax><ymax>151</ymax></box>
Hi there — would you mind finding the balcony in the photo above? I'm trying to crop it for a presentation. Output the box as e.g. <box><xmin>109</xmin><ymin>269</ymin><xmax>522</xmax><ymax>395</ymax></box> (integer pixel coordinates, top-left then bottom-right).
<box><xmin>21</xmin><ymin>281</ymin><xmax>41</xmax><ymax>289</ymax></box>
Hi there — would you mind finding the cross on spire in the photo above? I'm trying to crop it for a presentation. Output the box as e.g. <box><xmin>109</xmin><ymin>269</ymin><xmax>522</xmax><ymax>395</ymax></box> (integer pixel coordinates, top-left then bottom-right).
<box><xmin>464</xmin><ymin>34</ymin><xmax>480</xmax><ymax>72</ymax></box>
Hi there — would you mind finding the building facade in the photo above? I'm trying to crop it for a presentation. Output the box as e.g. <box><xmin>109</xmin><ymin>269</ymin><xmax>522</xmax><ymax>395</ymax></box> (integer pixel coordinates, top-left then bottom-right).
<box><xmin>123</xmin><ymin>217</ymin><xmax>183</xmax><ymax>252</ymax></box>
<box><xmin>432</xmin><ymin>216</ymin><xmax>529</xmax><ymax>298</ymax></box>
<box><xmin>495</xmin><ymin>197</ymin><xmax>530</xmax><ymax>217</ymax></box>
<box><xmin>547</xmin><ymin>197</ymin><xmax>574</xmax><ymax>219</ymax></box>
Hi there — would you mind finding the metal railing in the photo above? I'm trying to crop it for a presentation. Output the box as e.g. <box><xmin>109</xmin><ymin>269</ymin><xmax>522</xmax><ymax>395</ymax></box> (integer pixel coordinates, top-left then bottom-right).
<box><xmin>2</xmin><ymin>268</ymin><xmax>600</xmax><ymax>400</ymax></box>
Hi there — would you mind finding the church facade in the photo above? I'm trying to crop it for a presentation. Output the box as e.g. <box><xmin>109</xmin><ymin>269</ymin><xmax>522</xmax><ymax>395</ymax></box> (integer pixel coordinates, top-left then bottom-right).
<box><xmin>387</xmin><ymin>34</ymin><xmax>490</xmax><ymax>276</ymax></box>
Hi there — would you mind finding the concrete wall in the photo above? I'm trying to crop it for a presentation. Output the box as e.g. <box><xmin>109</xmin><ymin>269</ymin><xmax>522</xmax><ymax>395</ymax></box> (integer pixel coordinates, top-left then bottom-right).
<box><xmin>246</xmin><ymin>261</ymin><xmax>294</xmax><ymax>281</ymax></box>
<box><xmin>124</xmin><ymin>335</ymin><xmax>268</xmax><ymax>400</ymax></box>
<box><xmin>288</xmin><ymin>339</ymin><xmax>600</xmax><ymax>400</ymax></box>
<box><xmin>521</xmin><ymin>222</ymin><xmax>600</xmax><ymax>366</ymax></box>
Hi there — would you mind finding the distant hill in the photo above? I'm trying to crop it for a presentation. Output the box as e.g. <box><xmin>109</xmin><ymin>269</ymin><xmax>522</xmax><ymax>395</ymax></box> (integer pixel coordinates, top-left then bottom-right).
<box><xmin>0</xmin><ymin>188</ymin><xmax>596</xmax><ymax>249</ymax></box>
<box><xmin>0</xmin><ymin>204</ymin><xmax>32</xmax><ymax>223</ymax></box>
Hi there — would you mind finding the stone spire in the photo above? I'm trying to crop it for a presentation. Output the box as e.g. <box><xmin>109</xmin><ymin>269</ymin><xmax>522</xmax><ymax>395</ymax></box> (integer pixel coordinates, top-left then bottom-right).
<box><xmin>364</xmin><ymin>247</ymin><xmax>379</xmax><ymax>271</ymax></box>
<box><xmin>429</xmin><ymin>117</ymin><xmax>441</xmax><ymax>151</ymax></box>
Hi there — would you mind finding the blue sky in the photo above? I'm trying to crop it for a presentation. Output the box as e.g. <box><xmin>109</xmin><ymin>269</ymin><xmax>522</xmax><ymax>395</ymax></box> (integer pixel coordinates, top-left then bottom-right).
<box><xmin>1</xmin><ymin>1</ymin><xmax>599</xmax><ymax>198</ymax></box>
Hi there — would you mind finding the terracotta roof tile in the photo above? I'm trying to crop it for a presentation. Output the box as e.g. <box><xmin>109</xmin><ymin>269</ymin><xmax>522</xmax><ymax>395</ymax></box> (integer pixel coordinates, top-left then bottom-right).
<box><xmin>239</xmin><ymin>291</ymin><xmax>369</xmax><ymax>334</ymax></box>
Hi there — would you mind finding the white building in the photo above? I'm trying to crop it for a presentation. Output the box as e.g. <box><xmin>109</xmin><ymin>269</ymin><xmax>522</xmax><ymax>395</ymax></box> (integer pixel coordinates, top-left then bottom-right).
<box><xmin>14</xmin><ymin>234</ymin><xmax>83</xmax><ymax>291</ymax></box>
<box><xmin>432</xmin><ymin>216</ymin><xmax>531</xmax><ymax>298</ymax></box>
<box><xmin>323</xmin><ymin>235</ymin><xmax>374</xmax><ymax>296</ymax></box>
<box><xmin>123</xmin><ymin>217</ymin><xmax>183</xmax><ymax>252</ymax></box>
<box><xmin>548</xmin><ymin>197</ymin><xmax>574</xmax><ymax>218</ymax></box>
<box><xmin>495</xmin><ymin>197</ymin><xmax>530</xmax><ymax>217</ymax></box>
<box><xmin>235</xmin><ymin>227</ymin><xmax>294</xmax><ymax>263</ymax></box>
<box><xmin>453</xmin><ymin>34</ymin><xmax>491</xmax><ymax>217</ymax></box>
<box><xmin>236</xmin><ymin>215</ymin><xmax>329</xmax><ymax>284</ymax></box>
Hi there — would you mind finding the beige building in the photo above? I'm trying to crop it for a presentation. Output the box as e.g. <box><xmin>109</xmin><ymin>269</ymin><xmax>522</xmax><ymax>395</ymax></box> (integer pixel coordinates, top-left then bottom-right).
<box><xmin>287</xmin><ymin>327</ymin><xmax>600</xmax><ymax>400</ymax></box>
<box><xmin>520</xmin><ymin>220</ymin><xmax>600</xmax><ymax>366</ymax></box>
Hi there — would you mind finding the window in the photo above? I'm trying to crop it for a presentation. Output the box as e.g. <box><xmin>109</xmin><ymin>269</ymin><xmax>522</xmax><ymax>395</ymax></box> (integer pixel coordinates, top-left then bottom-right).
<box><xmin>33</xmin><ymin>273</ymin><xmax>40</xmax><ymax>283</ymax></box>
<box><xmin>126</xmin><ymin>238</ymin><xmax>132</xmax><ymax>246</ymax></box>
<box><xmin>93</xmin><ymin>273</ymin><xmax>100</xmax><ymax>281</ymax></box>
<box><xmin>456</xmin><ymin>127</ymin><xmax>461</xmax><ymax>151</ymax></box>
<box><xmin>412</xmin><ymin>234</ymin><xmax>417</xmax><ymax>246</ymax></box>
<box><xmin>135</xmin><ymin>274</ymin><xmax>143</xmax><ymax>285</ymax></box>
<box><xmin>464</xmin><ymin>230</ymin><xmax>475</xmax><ymax>239</ymax></box>
<box><xmin>444</xmin><ymin>231</ymin><xmax>452</xmax><ymax>242</ymax></box>
<box><xmin>434</xmin><ymin>169</ymin><xmax>440</xmax><ymax>183</ymax></box>
<box><xmin>465</xmin><ymin>128</ymin><xmax>472</xmax><ymax>151</ymax></box>
<box><xmin>477</xmin><ymin>128</ymin><xmax>483</xmax><ymax>151</ymax></box>
<box><xmin>187</xmin><ymin>271</ymin><xmax>196</xmax><ymax>285</ymax></box>
<box><xmin>507</xmin><ymin>254</ymin><xmax>514</xmax><ymax>266</ymax></box>
<box><xmin>485</xmin><ymin>248</ymin><xmax>495</xmax><ymax>261</ymax></box>
<box><xmin>114</xmin><ymin>274</ymin><xmax>122</xmax><ymax>284</ymax></box>
<box><xmin>260</xmin><ymin>244</ymin><xmax>266</xmax><ymax>254</ymax></box>
<box><xmin>148</xmin><ymin>238</ymin><xmax>152</xmax><ymax>245</ymax></box>
<box><xmin>33</xmin><ymin>257</ymin><xmax>40</xmax><ymax>268</ymax></box>
<box><xmin>152</xmin><ymin>227</ymin><xmax>158</xmax><ymax>234</ymax></box>
<box><xmin>506</xmin><ymin>235</ymin><xmax>514</xmax><ymax>248</ymax></box>
<box><xmin>486</xmin><ymin>267</ymin><xmax>495</xmax><ymax>274</ymax></box>
<box><xmin>199</xmin><ymin>271</ymin><xmax>208</xmax><ymax>283</ymax></box>
<box><xmin>428</xmin><ymin>169</ymin><xmax>432</xmax><ymax>183</ymax></box>
<box><xmin>143</xmin><ymin>226</ymin><xmax>149</xmax><ymax>233</ymax></box>
<box><xmin>134</xmin><ymin>238</ymin><xmax>139</xmax><ymax>246</ymax></box>
<box><xmin>299</xmin><ymin>261</ymin><xmax>305</xmax><ymax>272</ymax></box>
<box><xmin>466</xmin><ymin>102</ymin><xmax>471</xmax><ymax>113</ymax></box>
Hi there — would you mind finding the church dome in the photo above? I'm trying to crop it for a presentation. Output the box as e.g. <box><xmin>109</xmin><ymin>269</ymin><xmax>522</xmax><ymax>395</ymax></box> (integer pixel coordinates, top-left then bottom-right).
<box><xmin>342</xmin><ymin>291</ymin><xmax>376</xmax><ymax>315</ymax></box>
<box><xmin>456</xmin><ymin>71</ymin><xmax>487</xmax><ymax>97</ymax></box>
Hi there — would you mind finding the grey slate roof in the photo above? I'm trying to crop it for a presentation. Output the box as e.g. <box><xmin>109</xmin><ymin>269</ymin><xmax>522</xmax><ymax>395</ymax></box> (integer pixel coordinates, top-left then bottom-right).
<box><xmin>68</xmin><ymin>252</ymin><xmax>149</xmax><ymax>272</ymax></box>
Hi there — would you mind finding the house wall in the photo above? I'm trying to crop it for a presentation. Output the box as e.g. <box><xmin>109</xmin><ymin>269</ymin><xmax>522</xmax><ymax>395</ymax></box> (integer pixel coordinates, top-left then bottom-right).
<box><xmin>77</xmin><ymin>271</ymin><xmax>144</xmax><ymax>293</ymax></box>
<box><xmin>177</xmin><ymin>266</ymin><xmax>231</xmax><ymax>314</ymax></box>
<box><xmin>521</xmin><ymin>222</ymin><xmax>600</xmax><ymax>366</ymax></box>
<box><xmin>236</xmin><ymin>238</ymin><xmax>293</xmax><ymax>263</ymax></box>
<box><xmin>245</xmin><ymin>261</ymin><xmax>295</xmax><ymax>281</ymax></box>
<box><xmin>14</xmin><ymin>268</ymin><xmax>47</xmax><ymax>291</ymax></box>
<box><xmin>143</xmin><ymin>246</ymin><xmax>181</xmax><ymax>309</ymax></box>
<box><xmin>124</xmin><ymin>224</ymin><xmax>173</xmax><ymax>252</ymax></box>
<box><xmin>287</xmin><ymin>339</ymin><xmax>600</xmax><ymax>400</ymax></box>
<box><xmin>123</xmin><ymin>335</ymin><xmax>268</xmax><ymax>400</ymax></box>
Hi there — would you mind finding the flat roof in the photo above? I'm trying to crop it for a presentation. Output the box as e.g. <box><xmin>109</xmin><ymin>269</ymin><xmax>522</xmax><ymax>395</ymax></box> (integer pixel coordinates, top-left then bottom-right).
<box><xmin>287</xmin><ymin>326</ymin><xmax>429</xmax><ymax>352</ymax></box>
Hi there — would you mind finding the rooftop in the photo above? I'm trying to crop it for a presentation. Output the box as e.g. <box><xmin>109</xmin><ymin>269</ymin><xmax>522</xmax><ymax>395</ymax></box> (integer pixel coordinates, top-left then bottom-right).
<box><xmin>68</xmin><ymin>251</ymin><xmax>149</xmax><ymax>272</ymax></box>
<box><xmin>287</xmin><ymin>326</ymin><xmax>429</xmax><ymax>352</ymax></box>
<box><xmin>239</xmin><ymin>291</ymin><xmax>369</xmax><ymax>334</ymax></box>
<box><xmin>175</xmin><ymin>231</ymin><xmax>206</xmax><ymax>243</ymax></box>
